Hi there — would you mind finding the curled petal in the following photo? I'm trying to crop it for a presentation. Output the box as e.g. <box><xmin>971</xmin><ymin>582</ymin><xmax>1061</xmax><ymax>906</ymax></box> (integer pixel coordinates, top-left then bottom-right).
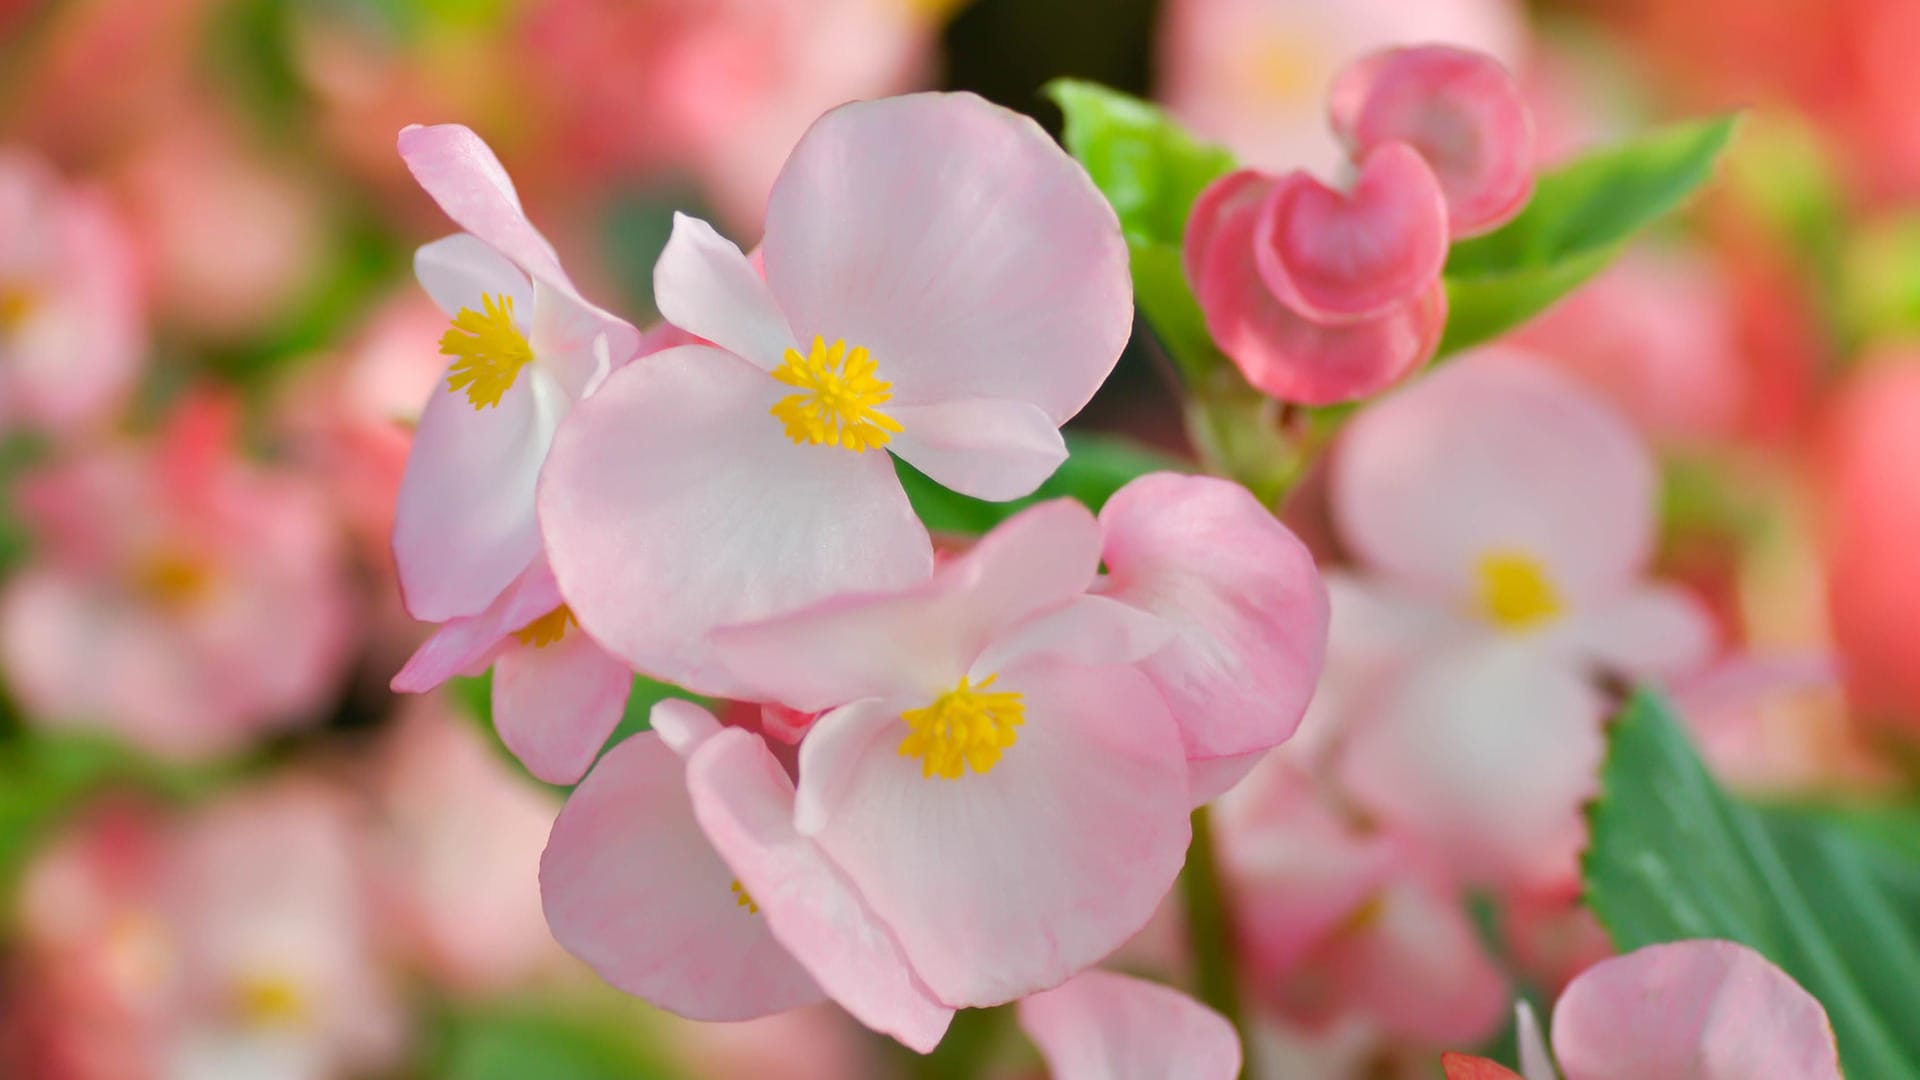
<box><xmin>885</xmin><ymin>398</ymin><xmax>1069</xmax><ymax>502</ymax></box>
<box><xmin>654</xmin><ymin>212</ymin><xmax>797</xmax><ymax>372</ymax></box>
<box><xmin>398</xmin><ymin>124</ymin><xmax>567</xmax><ymax>285</ymax></box>
<box><xmin>1330</xmin><ymin>46</ymin><xmax>1534</xmax><ymax>237</ymax></box>
<box><xmin>492</xmin><ymin>628</ymin><xmax>631</xmax><ymax>786</ymax></box>
<box><xmin>1017</xmin><ymin>971</ymin><xmax>1242</xmax><ymax>1080</ymax></box>
<box><xmin>1252</xmin><ymin>145</ymin><xmax>1448</xmax><ymax>322</ymax></box>
<box><xmin>390</xmin><ymin>558</ymin><xmax>564</xmax><ymax>693</ymax></box>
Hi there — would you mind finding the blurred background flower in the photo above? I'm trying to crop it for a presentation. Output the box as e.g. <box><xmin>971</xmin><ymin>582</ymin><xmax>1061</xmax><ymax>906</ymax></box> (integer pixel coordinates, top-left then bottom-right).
<box><xmin>1</xmin><ymin>0</ymin><xmax>1917</xmax><ymax>1077</ymax></box>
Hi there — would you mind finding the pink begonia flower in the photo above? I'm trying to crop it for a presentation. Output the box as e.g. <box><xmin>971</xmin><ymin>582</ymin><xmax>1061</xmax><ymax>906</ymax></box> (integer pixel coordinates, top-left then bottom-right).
<box><xmin>390</xmin><ymin>555</ymin><xmax>632</xmax><ymax>785</ymax></box>
<box><xmin>539</xmin><ymin>91</ymin><xmax>1132</xmax><ymax>696</ymax></box>
<box><xmin>391</xmin><ymin>122</ymin><xmax>641</xmax><ymax>624</ymax></box>
<box><xmin>655</xmin><ymin>1004</ymin><xmax>873</xmax><ymax>1080</ymax></box>
<box><xmin>159</xmin><ymin>781</ymin><xmax>407</xmax><ymax>1080</ymax></box>
<box><xmin>705</xmin><ymin>499</ymin><xmax>1187</xmax><ymax>1008</ymax></box>
<box><xmin>543</xmin><ymin>699</ymin><xmax>954</xmax><ymax>1050</ymax></box>
<box><xmin>0</xmin><ymin>149</ymin><xmax>144</xmax><ymax>434</ymax></box>
<box><xmin>1158</xmin><ymin>0</ymin><xmax>1525</xmax><ymax>178</ymax></box>
<box><xmin>1327</xmin><ymin>354</ymin><xmax>1716</xmax><ymax>888</ymax></box>
<box><xmin>1017</xmin><ymin>970</ymin><xmax>1242</xmax><ymax>1080</ymax></box>
<box><xmin>1094</xmin><ymin>472</ymin><xmax>1328</xmax><ymax>802</ymax></box>
<box><xmin>1186</xmin><ymin>166</ymin><xmax>1447</xmax><ymax>406</ymax></box>
<box><xmin>372</xmin><ymin>699</ymin><xmax>562</xmax><ymax>994</ymax></box>
<box><xmin>1329</xmin><ymin>46</ymin><xmax>1535</xmax><ymax>237</ymax></box>
<box><xmin>1446</xmin><ymin>940</ymin><xmax>1842</xmax><ymax>1080</ymax></box>
<box><xmin>0</xmin><ymin>398</ymin><xmax>353</xmax><ymax>760</ymax></box>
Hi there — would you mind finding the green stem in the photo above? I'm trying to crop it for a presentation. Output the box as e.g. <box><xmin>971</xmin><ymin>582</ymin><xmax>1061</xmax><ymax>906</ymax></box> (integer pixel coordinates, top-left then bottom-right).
<box><xmin>1182</xmin><ymin>804</ymin><xmax>1254</xmax><ymax>1076</ymax></box>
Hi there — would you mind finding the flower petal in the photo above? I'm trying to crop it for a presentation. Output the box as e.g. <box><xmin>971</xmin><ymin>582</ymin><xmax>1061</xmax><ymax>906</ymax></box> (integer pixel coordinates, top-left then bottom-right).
<box><xmin>492</xmin><ymin>629</ymin><xmax>632</xmax><ymax>786</ymax></box>
<box><xmin>1097</xmin><ymin>473</ymin><xmax>1330</xmax><ymax>761</ymax></box>
<box><xmin>1568</xmin><ymin>584</ymin><xmax>1717</xmax><ymax>679</ymax></box>
<box><xmin>654</xmin><ymin>212</ymin><xmax>798</xmax><ymax>373</ymax></box>
<box><xmin>390</xmin><ymin>558</ymin><xmax>564</xmax><ymax>693</ymax></box>
<box><xmin>537</xmin><ymin>345</ymin><xmax>932</xmax><ymax>697</ymax></box>
<box><xmin>414</xmin><ymin>233</ymin><xmax>533</xmax><ymax>322</ymax></box>
<box><xmin>797</xmin><ymin>662</ymin><xmax>1189</xmax><ymax>1007</ymax></box>
<box><xmin>710</xmin><ymin>498</ymin><xmax>1102</xmax><ymax>712</ymax></box>
<box><xmin>1551</xmin><ymin>940</ymin><xmax>1843</xmax><ymax>1080</ymax></box>
<box><xmin>1330</xmin><ymin>46</ymin><xmax>1534</xmax><ymax>238</ymax></box>
<box><xmin>1442</xmin><ymin>1055</ymin><xmax>1527</xmax><ymax>1080</ymax></box>
<box><xmin>1332</xmin><ymin>352</ymin><xmax>1655</xmax><ymax>606</ymax></box>
<box><xmin>687</xmin><ymin>727</ymin><xmax>955</xmax><ymax>1053</ymax></box>
<box><xmin>1017</xmin><ymin>970</ymin><xmax>1242</xmax><ymax>1080</ymax></box>
<box><xmin>973</xmin><ymin>594</ymin><xmax>1174</xmax><ymax>675</ymax></box>
<box><xmin>398</xmin><ymin>124</ymin><xmax>567</xmax><ymax>285</ymax></box>
<box><xmin>886</xmin><ymin>398</ymin><xmax>1069</xmax><ymax>502</ymax></box>
<box><xmin>1252</xmin><ymin>145</ymin><xmax>1449</xmax><ymax>322</ymax></box>
<box><xmin>394</xmin><ymin>365</ymin><xmax>567</xmax><ymax>621</ymax></box>
<box><xmin>762</xmin><ymin>92</ymin><xmax>1131</xmax><ymax>421</ymax></box>
<box><xmin>539</xmin><ymin>732</ymin><xmax>822</xmax><ymax>1021</ymax></box>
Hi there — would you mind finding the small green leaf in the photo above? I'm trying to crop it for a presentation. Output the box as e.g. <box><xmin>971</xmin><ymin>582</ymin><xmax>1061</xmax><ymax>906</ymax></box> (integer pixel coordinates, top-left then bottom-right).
<box><xmin>1440</xmin><ymin>116</ymin><xmax>1738</xmax><ymax>356</ymax></box>
<box><xmin>898</xmin><ymin>431</ymin><xmax>1185</xmax><ymax>536</ymax></box>
<box><xmin>433</xmin><ymin>999</ymin><xmax>680</xmax><ymax>1080</ymax></box>
<box><xmin>1584</xmin><ymin>692</ymin><xmax>1920</xmax><ymax>1079</ymax></box>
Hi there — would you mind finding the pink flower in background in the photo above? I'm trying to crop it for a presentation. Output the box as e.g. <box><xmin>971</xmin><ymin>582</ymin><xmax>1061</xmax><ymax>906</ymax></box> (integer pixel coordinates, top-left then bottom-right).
<box><xmin>1326</xmin><ymin>355</ymin><xmax>1715</xmax><ymax>888</ymax></box>
<box><xmin>542</xmin><ymin>700</ymin><xmax>954</xmax><ymax>1049</ymax></box>
<box><xmin>1093</xmin><ymin>472</ymin><xmax>1329</xmax><ymax>802</ymax></box>
<box><xmin>707</xmin><ymin>499</ymin><xmax>1186</xmax><ymax>1007</ymax></box>
<box><xmin>0</xmin><ymin>150</ymin><xmax>144</xmax><ymax>435</ymax></box>
<box><xmin>391</xmin><ymin>122</ymin><xmax>642</xmax><ymax>624</ymax></box>
<box><xmin>1159</xmin><ymin>0</ymin><xmax>1525</xmax><ymax>177</ymax></box>
<box><xmin>371</xmin><ymin>699</ymin><xmax>562</xmax><ymax>994</ymax></box>
<box><xmin>539</xmin><ymin>92</ymin><xmax>1132</xmax><ymax>696</ymax></box>
<box><xmin>0</xmin><ymin>398</ymin><xmax>353</xmax><ymax>760</ymax></box>
<box><xmin>654</xmin><ymin>1004</ymin><xmax>873</xmax><ymax>1080</ymax></box>
<box><xmin>1017</xmin><ymin>970</ymin><xmax>1242</xmax><ymax>1080</ymax></box>
<box><xmin>1443</xmin><ymin>940</ymin><xmax>1842</xmax><ymax>1080</ymax></box>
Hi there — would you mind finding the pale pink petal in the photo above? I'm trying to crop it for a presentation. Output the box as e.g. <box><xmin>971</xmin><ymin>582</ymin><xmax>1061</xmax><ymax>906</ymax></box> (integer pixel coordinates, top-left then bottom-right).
<box><xmin>390</xmin><ymin>558</ymin><xmax>564</xmax><ymax>693</ymax></box>
<box><xmin>1332</xmin><ymin>353</ymin><xmax>1655</xmax><ymax>606</ymax></box>
<box><xmin>1551</xmin><ymin>940</ymin><xmax>1843</xmax><ymax>1080</ymax></box>
<box><xmin>654</xmin><ymin>212</ymin><xmax>798</xmax><ymax>372</ymax></box>
<box><xmin>413</xmin><ymin>233</ymin><xmax>533</xmax><ymax>323</ymax></box>
<box><xmin>493</xmin><ymin>630</ymin><xmax>632</xmax><ymax>785</ymax></box>
<box><xmin>793</xmin><ymin>698</ymin><xmax>896</xmax><ymax>836</ymax></box>
<box><xmin>537</xmin><ymin>345</ymin><xmax>932</xmax><ymax>697</ymax></box>
<box><xmin>1324</xmin><ymin>877</ymin><xmax>1511</xmax><ymax>1045</ymax></box>
<box><xmin>540</xmin><ymin>733</ymin><xmax>823</xmax><ymax>1021</ymax></box>
<box><xmin>762</xmin><ymin>92</ymin><xmax>1131</xmax><ymax>421</ymax></box>
<box><xmin>393</xmin><ymin>364</ymin><xmax>568</xmax><ymax>621</ymax></box>
<box><xmin>1516</xmin><ymin>1002</ymin><xmax>1556</xmax><ymax>1080</ymax></box>
<box><xmin>687</xmin><ymin>727</ymin><xmax>954</xmax><ymax>1052</ymax></box>
<box><xmin>973</xmin><ymin>595</ymin><xmax>1174</xmax><ymax>675</ymax></box>
<box><xmin>1017</xmin><ymin>970</ymin><xmax>1241</xmax><ymax>1080</ymax></box>
<box><xmin>528</xmin><ymin>280</ymin><xmax>635</xmax><ymax>401</ymax></box>
<box><xmin>1252</xmin><ymin>145</ymin><xmax>1448</xmax><ymax>321</ymax></box>
<box><xmin>1187</xmin><ymin>749</ymin><xmax>1268</xmax><ymax>805</ymax></box>
<box><xmin>797</xmin><ymin>663</ymin><xmax>1189</xmax><ymax>1007</ymax></box>
<box><xmin>885</xmin><ymin>399</ymin><xmax>1069</xmax><ymax>502</ymax></box>
<box><xmin>1567</xmin><ymin>585</ymin><xmax>1718</xmax><ymax>679</ymax></box>
<box><xmin>398</xmin><ymin>124</ymin><xmax>566</xmax><ymax>284</ymax></box>
<box><xmin>1096</xmin><ymin>473</ymin><xmax>1329</xmax><ymax>760</ymax></box>
<box><xmin>710</xmin><ymin>498</ymin><xmax>1101</xmax><ymax>712</ymax></box>
<box><xmin>1338</xmin><ymin>641</ymin><xmax>1606</xmax><ymax>889</ymax></box>
<box><xmin>651</xmin><ymin>697</ymin><xmax>724</xmax><ymax>758</ymax></box>
<box><xmin>1330</xmin><ymin>46</ymin><xmax>1534</xmax><ymax>237</ymax></box>
<box><xmin>1188</xmin><ymin>171</ymin><xmax>1444</xmax><ymax>406</ymax></box>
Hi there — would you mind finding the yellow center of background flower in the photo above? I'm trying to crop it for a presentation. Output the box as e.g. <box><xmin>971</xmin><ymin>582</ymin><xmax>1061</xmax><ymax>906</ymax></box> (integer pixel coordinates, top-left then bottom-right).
<box><xmin>898</xmin><ymin>673</ymin><xmax>1025</xmax><ymax>780</ymax></box>
<box><xmin>769</xmin><ymin>336</ymin><xmax>902</xmax><ymax>452</ymax></box>
<box><xmin>442</xmin><ymin>293</ymin><xmax>533</xmax><ymax>410</ymax></box>
<box><xmin>0</xmin><ymin>283</ymin><xmax>39</xmax><ymax>334</ymax></box>
<box><xmin>232</xmin><ymin>972</ymin><xmax>310</xmax><ymax>1028</ymax></box>
<box><xmin>1476</xmin><ymin>549</ymin><xmax>1564</xmax><ymax>630</ymax></box>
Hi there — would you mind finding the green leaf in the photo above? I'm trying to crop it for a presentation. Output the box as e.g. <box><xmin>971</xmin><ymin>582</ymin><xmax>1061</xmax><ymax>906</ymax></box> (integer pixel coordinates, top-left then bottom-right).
<box><xmin>1046</xmin><ymin>79</ymin><xmax>1238</xmax><ymax>382</ymax></box>
<box><xmin>433</xmin><ymin>999</ymin><xmax>680</xmax><ymax>1080</ymax></box>
<box><xmin>1584</xmin><ymin>692</ymin><xmax>1920</xmax><ymax>1079</ymax></box>
<box><xmin>1440</xmin><ymin>115</ymin><xmax>1738</xmax><ymax>356</ymax></box>
<box><xmin>898</xmin><ymin>431</ymin><xmax>1185</xmax><ymax>536</ymax></box>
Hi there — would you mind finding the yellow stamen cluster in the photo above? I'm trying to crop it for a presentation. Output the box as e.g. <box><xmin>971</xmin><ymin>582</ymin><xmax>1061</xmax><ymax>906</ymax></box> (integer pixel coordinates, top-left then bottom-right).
<box><xmin>514</xmin><ymin>605</ymin><xmax>576</xmax><ymax>649</ymax></box>
<box><xmin>233</xmin><ymin>972</ymin><xmax>309</xmax><ymax>1028</ymax></box>
<box><xmin>132</xmin><ymin>550</ymin><xmax>214</xmax><ymax>609</ymax></box>
<box><xmin>0</xmin><ymin>283</ymin><xmax>38</xmax><ymax>333</ymax></box>
<box><xmin>1475</xmin><ymin>549</ymin><xmax>1564</xmax><ymax>630</ymax></box>
<box><xmin>769</xmin><ymin>336</ymin><xmax>903</xmax><ymax>452</ymax></box>
<box><xmin>730</xmin><ymin>878</ymin><xmax>760</xmax><ymax>914</ymax></box>
<box><xmin>442</xmin><ymin>293</ymin><xmax>534</xmax><ymax>410</ymax></box>
<box><xmin>898</xmin><ymin>674</ymin><xmax>1025</xmax><ymax>780</ymax></box>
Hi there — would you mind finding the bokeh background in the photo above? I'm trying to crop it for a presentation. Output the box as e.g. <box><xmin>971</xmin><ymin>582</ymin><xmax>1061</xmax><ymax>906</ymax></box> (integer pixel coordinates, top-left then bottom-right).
<box><xmin>1</xmin><ymin>0</ymin><xmax>1917</xmax><ymax>1077</ymax></box>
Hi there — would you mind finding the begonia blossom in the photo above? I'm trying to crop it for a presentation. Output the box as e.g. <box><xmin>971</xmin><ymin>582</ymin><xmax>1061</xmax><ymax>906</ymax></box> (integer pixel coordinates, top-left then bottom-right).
<box><xmin>1443</xmin><ymin>940</ymin><xmax>1843</xmax><ymax>1080</ymax></box>
<box><xmin>538</xmin><ymin>91</ymin><xmax>1133</xmax><ymax>696</ymax></box>
<box><xmin>1017</xmin><ymin>969</ymin><xmax>1243</xmax><ymax>1080</ymax></box>
<box><xmin>1326</xmin><ymin>353</ymin><xmax>1715</xmax><ymax>887</ymax></box>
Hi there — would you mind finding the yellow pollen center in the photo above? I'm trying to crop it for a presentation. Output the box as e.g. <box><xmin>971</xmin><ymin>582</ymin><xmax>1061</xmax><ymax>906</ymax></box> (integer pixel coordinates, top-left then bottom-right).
<box><xmin>441</xmin><ymin>293</ymin><xmax>534</xmax><ymax>410</ymax></box>
<box><xmin>898</xmin><ymin>673</ymin><xmax>1025</xmax><ymax>780</ymax></box>
<box><xmin>513</xmin><ymin>605</ymin><xmax>575</xmax><ymax>649</ymax></box>
<box><xmin>233</xmin><ymin>972</ymin><xmax>309</xmax><ymax>1028</ymax></box>
<box><xmin>1476</xmin><ymin>549</ymin><xmax>1564</xmax><ymax>630</ymax></box>
<box><xmin>0</xmin><ymin>283</ymin><xmax>38</xmax><ymax>333</ymax></box>
<box><xmin>730</xmin><ymin>879</ymin><xmax>760</xmax><ymax>914</ymax></box>
<box><xmin>769</xmin><ymin>336</ymin><xmax>903</xmax><ymax>452</ymax></box>
<box><xmin>132</xmin><ymin>550</ymin><xmax>215</xmax><ymax>609</ymax></box>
